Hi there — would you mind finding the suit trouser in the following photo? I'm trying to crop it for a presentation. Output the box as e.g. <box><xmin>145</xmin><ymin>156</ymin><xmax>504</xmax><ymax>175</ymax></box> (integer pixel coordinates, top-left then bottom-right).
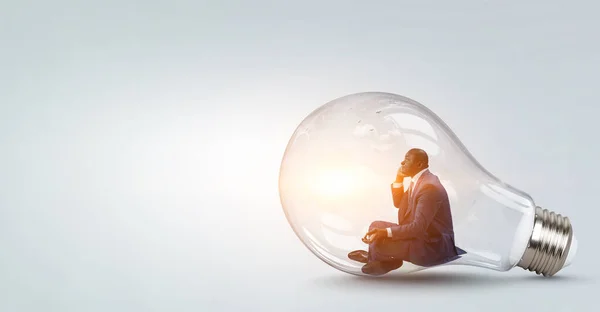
<box><xmin>367</xmin><ymin>221</ymin><xmax>408</xmax><ymax>263</ymax></box>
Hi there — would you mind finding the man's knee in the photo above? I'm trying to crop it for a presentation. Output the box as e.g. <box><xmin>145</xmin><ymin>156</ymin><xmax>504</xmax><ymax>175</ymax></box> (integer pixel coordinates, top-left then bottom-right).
<box><xmin>369</xmin><ymin>221</ymin><xmax>389</xmax><ymax>230</ymax></box>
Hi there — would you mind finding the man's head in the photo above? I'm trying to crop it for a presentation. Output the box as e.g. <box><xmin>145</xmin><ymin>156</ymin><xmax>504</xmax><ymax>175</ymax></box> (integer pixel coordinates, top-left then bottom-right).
<box><xmin>400</xmin><ymin>148</ymin><xmax>429</xmax><ymax>177</ymax></box>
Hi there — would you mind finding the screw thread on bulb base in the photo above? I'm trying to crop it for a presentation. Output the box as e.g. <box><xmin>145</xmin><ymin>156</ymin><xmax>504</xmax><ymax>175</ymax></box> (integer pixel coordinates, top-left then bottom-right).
<box><xmin>517</xmin><ymin>207</ymin><xmax>573</xmax><ymax>277</ymax></box>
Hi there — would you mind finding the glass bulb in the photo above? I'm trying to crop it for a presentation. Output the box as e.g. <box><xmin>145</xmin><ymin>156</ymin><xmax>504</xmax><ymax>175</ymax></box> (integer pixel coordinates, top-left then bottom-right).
<box><xmin>278</xmin><ymin>92</ymin><xmax>575</xmax><ymax>277</ymax></box>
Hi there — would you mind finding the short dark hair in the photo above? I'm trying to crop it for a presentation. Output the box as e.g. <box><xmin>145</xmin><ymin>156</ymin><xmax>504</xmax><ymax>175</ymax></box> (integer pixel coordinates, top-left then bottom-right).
<box><xmin>408</xmin><ymin>148</ymin><xmax>429</xmax><ymax>167</ymax></box>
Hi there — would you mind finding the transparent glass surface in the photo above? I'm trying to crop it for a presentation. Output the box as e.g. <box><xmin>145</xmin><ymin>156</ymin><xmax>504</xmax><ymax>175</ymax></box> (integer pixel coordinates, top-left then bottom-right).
<box><xmin>278</xmin><ymin>92</ymin><xmax>536</xmax><ymax>276</ymax></box>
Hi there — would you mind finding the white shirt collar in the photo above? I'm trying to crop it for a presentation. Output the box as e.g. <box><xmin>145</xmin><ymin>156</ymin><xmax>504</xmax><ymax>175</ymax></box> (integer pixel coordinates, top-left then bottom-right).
<box><xmin>411</xmin><ymin>168</ymin><xmax>428</xmax><ymax>184</ymax></box>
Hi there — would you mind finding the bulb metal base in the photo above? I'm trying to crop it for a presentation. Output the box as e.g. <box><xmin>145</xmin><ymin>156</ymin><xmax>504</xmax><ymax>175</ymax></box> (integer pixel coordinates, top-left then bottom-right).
<box><xmin>517</xmin><ymin>207</ymin><xmax>573</xmax><ymax>277</ymax></box>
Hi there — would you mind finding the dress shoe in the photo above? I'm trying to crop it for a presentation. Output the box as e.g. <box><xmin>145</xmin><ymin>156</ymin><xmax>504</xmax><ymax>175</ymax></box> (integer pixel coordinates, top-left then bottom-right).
<box><xmin>347</xmin><ymin>250</ymin><xmax>369</xmax><ymax>263</ymax></box>
<box><xmin>361</xmin><ymin>260</ymin><xmax>403</xmax><ymax>276</ymax></box>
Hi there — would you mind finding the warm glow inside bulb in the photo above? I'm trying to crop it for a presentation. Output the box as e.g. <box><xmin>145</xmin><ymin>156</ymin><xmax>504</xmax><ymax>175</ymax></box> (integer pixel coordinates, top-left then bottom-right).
<box><xmin>312</xmin><ymin>168</ymin><xmax>358</xmax><ymax>197</ymax></box>
<box><xmin>309</xmin><ymin>166</ymin><xmax>376</xmax><ymax>198</ymax></box>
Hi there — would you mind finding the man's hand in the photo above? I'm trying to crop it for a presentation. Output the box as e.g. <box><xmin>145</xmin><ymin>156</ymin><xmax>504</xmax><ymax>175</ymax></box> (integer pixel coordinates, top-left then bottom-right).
<box><xmin>362</xmin><ymin>228</ymin><xmax>388</xmax><ymax>244</ymax></box>
<box><xmin>395</xmin><ymin>167</ymin><xmax>407</xmax><ymax>183</ymax></box>
<box><xmin>393</xmin><ymin>168</ymin><xmax>406</xmax><ymax>188</ymax></box>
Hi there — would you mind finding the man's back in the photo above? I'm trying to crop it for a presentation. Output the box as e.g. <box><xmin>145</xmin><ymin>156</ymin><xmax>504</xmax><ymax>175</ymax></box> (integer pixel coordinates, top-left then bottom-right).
<box><xmin>418</xmin><ymin>171</ymin><xmax>455</xmax><ymax>239</ymax></box>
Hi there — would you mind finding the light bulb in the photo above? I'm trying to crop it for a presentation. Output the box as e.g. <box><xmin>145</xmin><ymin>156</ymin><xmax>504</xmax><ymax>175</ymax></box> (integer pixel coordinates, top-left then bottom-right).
<box><xmin>278</xmin><ymin>92</ymin><xmax>576</xmax><ymax>277</ymax></box>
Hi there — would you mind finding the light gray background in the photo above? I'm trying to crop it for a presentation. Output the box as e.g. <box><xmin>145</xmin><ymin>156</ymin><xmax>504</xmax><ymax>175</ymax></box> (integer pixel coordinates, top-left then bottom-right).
<box><xmin>1</xmin><ymin>1</ymin><xmax>597</xmax><ymax>311</ymax></box>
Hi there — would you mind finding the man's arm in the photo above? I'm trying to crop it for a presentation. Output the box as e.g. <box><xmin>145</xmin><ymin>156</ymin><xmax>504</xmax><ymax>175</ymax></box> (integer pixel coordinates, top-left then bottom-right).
<box><xmin>389</xmin><ymin>184</ymin><xmax>443</xmax><ymax>240</ymax></box>
<box><xmin>386</xmin><ymin>178</ymin><xmax>408</xmax><ymax>238</ymax></box>
<box><xmin>390</xmin><ymin>181</ymin><xmax>406</xmax><ymax>208</ymax></box>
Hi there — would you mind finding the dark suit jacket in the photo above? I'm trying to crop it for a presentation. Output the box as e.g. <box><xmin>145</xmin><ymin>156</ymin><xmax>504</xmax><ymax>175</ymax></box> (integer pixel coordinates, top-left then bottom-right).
<box><xmin>390</xmin><ymin>170</ymin><xmax>460</xmax><ymax>266</ymax></box>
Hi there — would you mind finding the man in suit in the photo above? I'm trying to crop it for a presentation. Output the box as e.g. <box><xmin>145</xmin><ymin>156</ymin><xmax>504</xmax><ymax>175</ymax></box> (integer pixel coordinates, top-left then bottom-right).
<box><xmin>347</xmin><ymin>148</ymin><xmax>461</xmax><ymax>275</ymax></box>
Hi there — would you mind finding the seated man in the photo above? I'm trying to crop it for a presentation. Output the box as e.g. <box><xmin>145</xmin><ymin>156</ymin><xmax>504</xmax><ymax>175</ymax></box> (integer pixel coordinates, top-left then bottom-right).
<box><xmin>348</xmin><ymin>148</ymin><xmax>462</xmax><ymax>275</ymax></box>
